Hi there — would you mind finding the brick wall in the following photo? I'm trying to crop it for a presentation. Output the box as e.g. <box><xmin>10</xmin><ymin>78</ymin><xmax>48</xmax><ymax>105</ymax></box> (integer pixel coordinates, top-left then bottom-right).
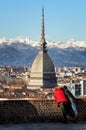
<box><xmin>0</xmin><ymin>98</ymin><xmax>85</xmax><ymax>124</ymax></box>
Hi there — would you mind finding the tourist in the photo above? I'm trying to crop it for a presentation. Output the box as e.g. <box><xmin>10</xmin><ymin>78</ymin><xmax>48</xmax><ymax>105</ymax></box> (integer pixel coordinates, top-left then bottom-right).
<box><xmin>53</xmin><ymin>86</ymin><xmax>72</xmax><ymax>123</ymax></box>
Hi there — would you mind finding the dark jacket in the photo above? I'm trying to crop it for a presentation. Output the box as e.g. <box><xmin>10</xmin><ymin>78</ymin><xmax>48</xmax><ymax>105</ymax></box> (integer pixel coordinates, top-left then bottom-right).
<box><xmin>63</xmin><ymin>86</ymin><xmax>76</xmax><ymax>103</ymax></box>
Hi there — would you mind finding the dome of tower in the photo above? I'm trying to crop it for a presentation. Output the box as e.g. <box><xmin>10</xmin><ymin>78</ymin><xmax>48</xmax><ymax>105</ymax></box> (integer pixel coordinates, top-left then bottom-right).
<box><xmin>29</xmin><ymin>50</ymin><xmax>57</xmax><ymax>89</ymax></box>
<box><xmin>30</xmin><ymin>51</ymin><xmax>55</xmax><ymax>76</ymax></box>
<box><xmin>28</xmin><ymin>7</ymin><xmax>57</xmax><ymax>89</ymax></box>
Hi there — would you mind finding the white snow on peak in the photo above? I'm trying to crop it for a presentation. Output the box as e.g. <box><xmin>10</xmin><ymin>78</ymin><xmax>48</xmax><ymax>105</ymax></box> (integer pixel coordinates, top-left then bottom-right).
<box><xmin>0</xmin><ymin>37</ymin><xmax>86</xmax><ymax>49</ymax></box>
<box><xmin>52</xmin><ymin>39</ymin><xmax>86</xmax><ymax>49</ymax></box>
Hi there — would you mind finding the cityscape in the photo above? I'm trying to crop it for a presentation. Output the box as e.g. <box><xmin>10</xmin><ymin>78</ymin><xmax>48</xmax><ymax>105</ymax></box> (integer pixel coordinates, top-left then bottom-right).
<box><xmin>0</xmin><ymin>6</ymin><xmax>86</xmax><ymax>100</ymax></box>
<box><xmin>0</xmin><ymin>0</ymin><xmax>86</xmax><ymax>128</ymax></box>
<box><xmin>0</xmin><ymin>66</ymin><xmax>86</xmax><ymax>99</ymax></box>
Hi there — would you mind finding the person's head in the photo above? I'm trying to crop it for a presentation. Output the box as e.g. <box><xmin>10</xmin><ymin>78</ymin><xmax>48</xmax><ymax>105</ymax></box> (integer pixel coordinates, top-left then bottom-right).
<box><xmin>54</xmin><ymin>85</ymin><xmax>64</xmax><ymax>90</ymax></box>
<box><xmin>54</xmin><ymin>86</ymin><xmax>58</xmax><ymax>90</ymax></box>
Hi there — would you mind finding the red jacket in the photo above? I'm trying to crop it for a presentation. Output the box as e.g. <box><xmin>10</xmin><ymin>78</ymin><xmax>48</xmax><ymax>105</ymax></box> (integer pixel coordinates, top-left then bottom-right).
<box><xmin>54</xmin><ymin>88</ymin><xmax>68</xmax><ymax>106</ymax></box>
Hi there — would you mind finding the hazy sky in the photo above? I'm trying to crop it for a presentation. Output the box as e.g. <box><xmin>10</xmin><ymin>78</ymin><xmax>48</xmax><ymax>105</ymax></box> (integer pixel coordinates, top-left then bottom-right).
<box><xmin>0</xmin><ymin>0</ymin><xmax>86</xmax><ymax>42</ymax></box>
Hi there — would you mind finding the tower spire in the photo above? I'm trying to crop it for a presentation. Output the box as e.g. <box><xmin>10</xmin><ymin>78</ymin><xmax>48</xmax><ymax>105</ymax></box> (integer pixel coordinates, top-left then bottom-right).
<box><xmin>40</xmin><ymin>6</ymin><xmax>45</xmax><ymax>43</ymax></box>
<box><xmin>40</xmin><ymin>7</ymin><xmax>47</xmax><ymax>53</ymax></box>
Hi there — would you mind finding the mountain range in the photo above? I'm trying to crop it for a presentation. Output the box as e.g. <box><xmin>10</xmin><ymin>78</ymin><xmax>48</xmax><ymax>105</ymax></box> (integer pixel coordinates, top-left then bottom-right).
<box><xmin>0</xmin><ymin>37</ymin><xmax>86</xmax><ymax>67</ymax></box>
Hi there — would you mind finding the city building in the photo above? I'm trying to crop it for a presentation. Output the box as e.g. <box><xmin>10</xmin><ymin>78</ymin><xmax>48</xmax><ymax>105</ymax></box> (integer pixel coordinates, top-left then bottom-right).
<box><xmin>80</xmin><ymin>78</ymin><xmax>86</xmax><ymax>96</ymax></box>
<box><xmin>28</xmin><ymin>7</ymin><xmax>57</xmax><ymax>90</ymax></box>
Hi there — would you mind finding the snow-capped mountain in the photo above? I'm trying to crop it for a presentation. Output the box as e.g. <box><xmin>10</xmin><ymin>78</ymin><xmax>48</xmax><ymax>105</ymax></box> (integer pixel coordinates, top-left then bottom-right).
<box><xmin>0</xmin><ymin>37</ymin><xmax>86</xmax><ymax>67</ymax></box>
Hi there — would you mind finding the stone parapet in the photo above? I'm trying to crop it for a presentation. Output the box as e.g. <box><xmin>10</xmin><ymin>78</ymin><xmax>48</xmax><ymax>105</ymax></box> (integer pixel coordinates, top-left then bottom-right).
<box><xmin>0</xmin><ymin>98</ymin><xmax>85</xmax><ymax>124</ymax></box>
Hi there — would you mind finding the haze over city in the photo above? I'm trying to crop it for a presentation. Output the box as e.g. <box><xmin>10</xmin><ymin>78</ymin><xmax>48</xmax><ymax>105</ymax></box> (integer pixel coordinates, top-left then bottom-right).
<box><xmin>0</xmin><ymin>0</ymin><xmax>86</xmax><ymax>42</ymax></box>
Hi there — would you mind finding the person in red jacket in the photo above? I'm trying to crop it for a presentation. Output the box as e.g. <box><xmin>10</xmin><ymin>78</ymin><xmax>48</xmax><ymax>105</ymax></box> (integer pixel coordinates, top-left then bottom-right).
<box><xmin>54</xmin><ymin>86</ymin><xmax>71</xmax><ymax>123</ymax></box>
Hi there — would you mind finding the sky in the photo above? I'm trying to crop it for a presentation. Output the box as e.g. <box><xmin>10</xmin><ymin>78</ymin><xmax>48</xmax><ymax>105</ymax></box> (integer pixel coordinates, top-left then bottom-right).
<box><xmin>0</xmin><ymin>0</ymin><xmax>86</xmax><ymax>42</ymax></box>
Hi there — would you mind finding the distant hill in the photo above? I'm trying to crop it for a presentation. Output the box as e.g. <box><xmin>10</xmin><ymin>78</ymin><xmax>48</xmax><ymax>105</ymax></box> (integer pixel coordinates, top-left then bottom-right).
<box><xmin>0</xmin><ymin>37</ymin><xmax>86</xmax><ymax>67</ymax></box>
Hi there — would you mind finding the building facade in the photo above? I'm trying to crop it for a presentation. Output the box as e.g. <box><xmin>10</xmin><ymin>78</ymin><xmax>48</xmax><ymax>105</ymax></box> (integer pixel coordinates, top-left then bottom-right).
<box><xmin>28</xmin><ymin>8</ymin><xmax>57</xmax><ymax>90</ymax></box>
